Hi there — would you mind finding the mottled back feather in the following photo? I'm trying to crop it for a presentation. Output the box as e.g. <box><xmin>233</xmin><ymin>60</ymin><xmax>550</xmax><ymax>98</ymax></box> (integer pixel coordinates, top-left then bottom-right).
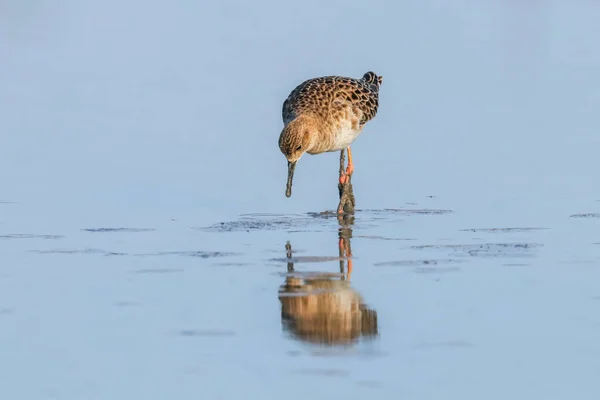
<box><xmin>282</xmin><ymin>71</ymin><xmax>382</xmax><ymax>127</ymax></box>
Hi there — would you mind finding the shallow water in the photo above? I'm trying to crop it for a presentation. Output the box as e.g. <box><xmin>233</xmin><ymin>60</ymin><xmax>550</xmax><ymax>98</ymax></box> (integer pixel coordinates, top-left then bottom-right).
<box><xmin>2</xmin><ymin>1</ymin><xmax>600</xmax><ymax>399</ymax></box>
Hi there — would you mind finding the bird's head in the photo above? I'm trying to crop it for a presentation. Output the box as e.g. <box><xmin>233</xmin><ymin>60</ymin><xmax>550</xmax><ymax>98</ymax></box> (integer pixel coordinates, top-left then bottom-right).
<box><xmin>278</xmin><ymin>117</ymin><xmax>318</xmax><ymax>197</ymax></box>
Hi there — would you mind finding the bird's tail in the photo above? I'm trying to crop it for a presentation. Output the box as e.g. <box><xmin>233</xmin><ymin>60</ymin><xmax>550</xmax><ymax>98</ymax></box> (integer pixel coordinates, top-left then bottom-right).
<box><xmin>361</xmin><ymin>71</ymin><xmax>383</xmax><ymax>89</ymax></box>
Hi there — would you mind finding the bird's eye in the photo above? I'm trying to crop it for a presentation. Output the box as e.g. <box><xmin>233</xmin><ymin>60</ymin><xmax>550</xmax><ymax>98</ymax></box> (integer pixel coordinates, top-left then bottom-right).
<box><xmin>296</xmin><ymin>145</ymin><xmax>302</xmax><ymax>151</ymax></box>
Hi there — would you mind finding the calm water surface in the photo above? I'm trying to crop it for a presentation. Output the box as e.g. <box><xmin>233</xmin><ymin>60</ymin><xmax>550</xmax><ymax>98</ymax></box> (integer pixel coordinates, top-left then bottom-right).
<box><xmin>1</xmin><ymin>1</ymin><xmax>600</xmax><ymax>399</ymax></box>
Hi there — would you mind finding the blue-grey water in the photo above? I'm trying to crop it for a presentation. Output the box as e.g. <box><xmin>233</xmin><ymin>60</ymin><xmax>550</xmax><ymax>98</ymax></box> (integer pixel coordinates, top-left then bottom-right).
<box><xmin>1</xmin><ymin>1</ymin><xmax>600</xmax><ymax>399</ymax></box>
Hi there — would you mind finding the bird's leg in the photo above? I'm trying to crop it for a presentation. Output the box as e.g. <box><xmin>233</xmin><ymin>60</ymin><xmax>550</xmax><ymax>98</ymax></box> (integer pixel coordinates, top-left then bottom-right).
<box><xmin>337</xmin><ymin>148</ymin><xmax>356</xmax><ymax>215</ymax></box>
<box><xmin>338</xmin><ymin>149</ymin><xmax>347</xmax><ymax>185</ymax></box>
<box><xmin>345</xmin><ymin>146</ymin><xmax>354</xmax><ymax>177</ymax></box>
<box><xmin>339</xmin><ymin>146</ymin><xmax>354</xmax><ymax>185</ymax></box>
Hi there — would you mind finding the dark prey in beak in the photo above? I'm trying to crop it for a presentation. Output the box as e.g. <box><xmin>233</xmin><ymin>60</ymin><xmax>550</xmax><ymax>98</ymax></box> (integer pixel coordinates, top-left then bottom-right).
<box><xmin>285</xmin><ymin>161</ymin><xmax>296</xmax><ymax>197</ymax></box>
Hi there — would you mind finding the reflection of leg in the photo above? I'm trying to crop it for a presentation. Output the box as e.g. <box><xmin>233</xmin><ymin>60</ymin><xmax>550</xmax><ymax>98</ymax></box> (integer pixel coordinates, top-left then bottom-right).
<box><xmin>286</xmin><ymin>241</ymin><xmax>294</xmax><ymax>272</ymax></box>
<box><xmin>347</xmin><ymin>255</ymin><xmax>353</xmax><ymax>280</ymax></box>
<box><xmin>338</xmin><ymin>234</ymin><xmax>353</xmax><ymax>280</ymax></box>
<box><xmin>345</xmin><ymin>236</ymin><xmax>353</xmax><ymax>280</ymax></box>
<box><xmin>338</xmin><ymin>237</ymin><xmax>346</xmax><ymax>277</ymax></box>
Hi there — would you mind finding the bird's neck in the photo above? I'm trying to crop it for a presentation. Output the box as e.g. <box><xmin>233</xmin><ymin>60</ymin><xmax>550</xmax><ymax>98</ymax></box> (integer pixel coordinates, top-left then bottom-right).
<box><xmin>293</xmin><ymin>114</ymin><xmax>335</xmax><ymax>154</ymax></box>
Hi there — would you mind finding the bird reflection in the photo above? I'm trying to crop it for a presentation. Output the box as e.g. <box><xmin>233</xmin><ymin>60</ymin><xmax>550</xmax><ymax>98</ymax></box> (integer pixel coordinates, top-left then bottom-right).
<box><xmin>278</xmin><ymin>214</ymin><xmax>378</xmax><ymax>346</ymax></box>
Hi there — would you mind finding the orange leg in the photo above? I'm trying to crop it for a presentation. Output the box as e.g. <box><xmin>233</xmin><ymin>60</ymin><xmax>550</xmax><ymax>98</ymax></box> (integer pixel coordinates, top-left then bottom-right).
<box><xmin>347</xmin><ymin>258</ymin><xmax>353</xmax><ymax>280</ymax></box>
<box><xmin>346</xmin><ymin>146</ymin><xmax>354</xmax><ymax>177</ymax></box>
<box><xmin>339</xmin><ymin>146</ymin><xmax>354</xmax><ymax>185</ymax></box>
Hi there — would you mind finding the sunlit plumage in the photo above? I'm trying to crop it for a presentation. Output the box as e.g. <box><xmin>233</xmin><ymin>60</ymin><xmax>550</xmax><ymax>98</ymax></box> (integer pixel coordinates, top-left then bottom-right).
<box><xmin>278</xmin><ymin>71</ymin><xmax>383</xmax><ymax>198</ymax></box>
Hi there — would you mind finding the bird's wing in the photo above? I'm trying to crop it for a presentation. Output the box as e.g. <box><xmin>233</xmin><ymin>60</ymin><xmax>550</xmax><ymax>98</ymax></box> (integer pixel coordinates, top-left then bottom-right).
<box><xmin>282</xmin><ymin>76</ymin><xmax>380</xmax><ymax>126</ymax></box>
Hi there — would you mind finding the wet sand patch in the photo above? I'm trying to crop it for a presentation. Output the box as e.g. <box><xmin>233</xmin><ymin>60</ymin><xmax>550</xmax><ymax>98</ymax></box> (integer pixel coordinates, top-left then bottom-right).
<box><xmin>199</xmin><ymin>213</ymin><xmax>322</xmax><ymax>232</ymax></box>
<box><xmin>199</xmin><ymin>208</ymin><xmax>450</xmax><ymax>233</ymax></box>
<box><xmin>570</xmin><ymin>213</ymin><xmax>600</xmax><ymax>218</ymax></box>
<box><xmin>0</xmin><ymin>234</ymin><xmax>63</xmax><ymax>240</ymax></box>
<box><xmin>460</xmin><ymin>227</ymin><xmax>549</xmax><ymax>233</ymax></box>
<box><xmin>135</xmin><ymin>251</ymin><xmax>238</xmax><ymax>258</ymax></box>
<box><xmin>412</xmin><ymin>242</ymin><xmax>542</xmax><ymax>258</ymax></box>
<box><xmin>375</xmin><ymin>259</ymin><xmax>468</xmax><ymax>267</ymax></box>
<box><xmin>309</xmin><ymin>208</ymin><xmax>453</xmax><ymax>217</ymax></box>
<box><xmin>241</xmin><ymin>213</ymin><xmax>305</xmax><ymax>218</ymax></box>
<box><xmin>82</xmin><ymin>228</ymin><xmax>155</xmax><ymax>233</ymax></box>
<box><xmin>270</xmin><ymin>255</ymin><xmax>349</xmax><ymax>264</ymax></box>
<box><xmin>355</xmin><ymin>235</ymin><xmax>417</xmax><ymax>241</ymax></box>
<box><xmin>373</xmin><ymin>208</ymin><xmax>453</xmax><ymax>215</ymax></box>
<box><xmin>30</xmin><ymin>248</ymin><xmax>127</xmax><ymax>256</ymax></box>
<box><xmin>414</xmin><ymin>266</ymin><xmax>461</xmax><ymax>274</ymax></box>
<box><xmin>286</xmin><ymin>229</ymin><xmax>327</xmax><ymax>233</ymax></box>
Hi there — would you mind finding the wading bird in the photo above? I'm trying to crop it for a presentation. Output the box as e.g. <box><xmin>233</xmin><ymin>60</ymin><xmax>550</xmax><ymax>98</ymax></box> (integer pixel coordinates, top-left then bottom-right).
<box><xmin>278</xmin><ymin>71</ymin><xmax>383</xmax><ymax>208</ymax></box>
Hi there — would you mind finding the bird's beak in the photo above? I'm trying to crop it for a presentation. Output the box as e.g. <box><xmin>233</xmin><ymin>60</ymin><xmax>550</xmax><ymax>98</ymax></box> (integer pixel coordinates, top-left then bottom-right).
<box><xmin>285</xmin><ymin>161</ymin><xmax>296</xmax><ymax>198</ymax></box>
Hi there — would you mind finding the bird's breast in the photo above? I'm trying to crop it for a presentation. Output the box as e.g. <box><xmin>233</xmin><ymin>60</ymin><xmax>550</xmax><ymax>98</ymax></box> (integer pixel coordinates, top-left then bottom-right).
<box><xmin>328</xmin><ymin>119</ymin><xmax>362</xmax><ymax>151</ymax></box>
<box><xmin>307</xmin><ymin>118</ymin><xmax>362</xmax><ymax>155</ymax></box>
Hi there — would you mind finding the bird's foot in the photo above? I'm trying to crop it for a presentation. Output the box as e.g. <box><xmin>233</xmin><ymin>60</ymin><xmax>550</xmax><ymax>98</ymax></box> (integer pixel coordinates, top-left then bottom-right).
<box><xmin>337</xmin><ymin>181</ymin><xmax>356</xmax><ymax>215</ymax></box>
